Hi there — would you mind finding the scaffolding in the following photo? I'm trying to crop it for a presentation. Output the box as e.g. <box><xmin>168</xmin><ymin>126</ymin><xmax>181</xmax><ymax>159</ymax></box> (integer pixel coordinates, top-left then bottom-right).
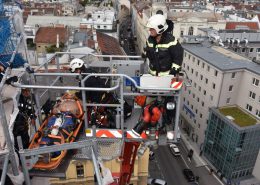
<box><xmin>0</xmin><ymin>0</ymin><xmax>26</xmax><ymax>69</ymax></box>
<box><xmin>0</xmin><ymin>1</ymin><xmax>28</xmax><ymax>184</ymax></box>
<box><xmin>0</xmin><ymin>51</ymin><xmax>185</xmax><ymax>185</ymax></box>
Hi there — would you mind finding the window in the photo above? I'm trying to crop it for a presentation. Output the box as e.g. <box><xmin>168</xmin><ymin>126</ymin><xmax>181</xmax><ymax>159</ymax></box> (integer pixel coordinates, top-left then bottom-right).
<box><xmin>195</xmin><ymin>71</ymin><xmax>198</xmax><ymax>77</ymax></box>
<box><xmin>256</xmin><ymin>110</ymin><xmax>260</xmax><ymax>118</ymax></box>
<box><xmin>257</xmin><ymin>48</ymin><xmax>260</xmax><ymax>52</ymax></box>
<box><xmin>104</xmin><ymin>25</ymin><xmax>107</xmax><ymax>29</ymax></box>
<box><xmin>197</xmin><ymin>97</ymin><xmax>200</xmax><ymax>102</ymax></box>
<box><xmin>214</xmin><ymin>70</ymin><xmax>218</xmax><ymax>76</ymax></box>
<box><xmin>252</xmin><ymin>78</ymin><xmax>259</xmax><ymax>86</ymax></box>
<box><xmin>180</xmin><ymin>30</ymin><xmax>184</xmax><ymax>37</ymax></box>
<box><xmin>210</xmin><ymin>95</ymin><xmax>213</xmax><ymax>101</ymax></box>
<box><xmin>199</xmin><ymin>86</ymin><xmax>201</xmax><ymax>91</ymax></box>
<box><xmin>226</xmin><ymin>98</ymin><xmax>231</xmax><ymax>104</ymax></box>
<box><xmin>191</xmin><ymin>68</ymin><xmax>194</xmax><ymax>74</ymax></box>
<box><xmin>200</xmin><ymin>75</ymin><xmax>203</xmax><ymax>80</ymax></box>
<box><xmin>183</xmin><ymin>63</ymin><xmax>186</xmax><ymax>68</ymax></box>
<box><xmin>97</xmin><ymin>25</ymin><xmax>100</xmax><ymax>29</ymax></box>
<box><xmin>212</xmin><ymin>83</ymin><xmax>216</xmax><ymax>89</ymax></box>
<box><xmin>188</xmin><ymin>54</ymin><xmax>191</xmax><ymax>59</ymax></box>
<box><xmin>194</xmin><ymin>82</ymin><xmax>197</xmax><ymax>88</ymax></box>
<box><xmin>192</xmin><ymin>93</ymin><xmax>195</xmax><ymax>98</ymax></box>
<box><xmin>203</xmin><ymin>90</ymin><xmax>207</xmax><ymax>95</ymax></box>
<box><xmin>187</xmin><ymin>66</ymin><xmax>190</xmax><ymax>71</ymax></box>
<box><xmin>246</xmin><ymin>104</ymin><xmax>252</xmax><ymax>111</ymax></box>
<box><xmin>250</xmin><ymin>48</ymin><xmax>253</xmax><ymax>52</ymax></box>
<box><xmin>183</xmin><ymin>97</ymin><xmax>186</xmax><ymax>102</ymax></box>
<box><xmin>229</xmin><ymin>85</ymin><xmax>233</xmax><ymax>92</ymax></box>
<box><xmin>192</xmin><ymin>57</ymin><xmax>195</xmax><ymax>62</ymax></box>
<box><xmin>205</xmin><ymin>78</ymin><xmax>208</xmax><ymax>84</ymax></box>
<box><xmin>207</xmin><ymin>66</ymin><xmax>210</xmax><ymax>72</ymax></box>
<box><xmin>202</xmin><ymin>101</ymin><xmax>204</xmax><ymax>107</ymax></box>
<box><xmin>231</xmin><ymin>72</ymin><xmax>236</xmax><ymax>78</ymax></box>
<box><xmin>249</xmin><ymin>91</ymin><xmax>256</xmax><ymax>99</ymax></box>
<box><xmin>184</xmin><ymin>52</ymin><xmax>187</xmax><ymax>57</ymax></box>
<box><xmin>242</xmin><ymin>48</ymin><xmax>245</xmax><ymax>52</ymax></box>
<box><xmin>197</xmin><ymin>59</ymin><xmax>200</xmax><ymax>66</ymax></box>
<box><xmin>188</xmin><ymin>26</ymin><xmax>194</xmax><ymax>35</ymax></box>
<box><xmin>195</xmin><ymin>109</ymin><xmax>198</xmax><ymax>114</ymax></box>
<box><xmin>200</xmin><ymin>113</ymin><xmax>202</xmax><ymax>118</ymax></box>
<box><xmin>202</xmin><ymin>63</ymin><xmax>205</xmax><ymax>68</ymax></box>
<box><xmin>76</xmin><ymin>162</ymin><xmax>84</xmax><ymax>178</ymax></box>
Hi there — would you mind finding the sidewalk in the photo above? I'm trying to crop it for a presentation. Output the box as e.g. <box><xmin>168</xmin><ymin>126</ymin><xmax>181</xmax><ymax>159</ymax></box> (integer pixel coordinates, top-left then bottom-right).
<box><xmin>180</xmin><ymin>130</ymin><xmax>207</xmax><ymax>168</ymax></box>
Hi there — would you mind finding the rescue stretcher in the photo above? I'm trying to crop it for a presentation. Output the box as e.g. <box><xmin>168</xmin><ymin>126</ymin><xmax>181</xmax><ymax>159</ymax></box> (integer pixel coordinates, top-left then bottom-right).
<box><xmin>28</xmin><ymin>93</ymin><xmax>84</xmax><ymax>170</ymax></box>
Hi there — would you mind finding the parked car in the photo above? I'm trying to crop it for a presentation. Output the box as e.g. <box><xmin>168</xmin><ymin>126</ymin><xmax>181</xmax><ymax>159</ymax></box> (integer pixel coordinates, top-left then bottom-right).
<box><xmin>183</xmin><ymin>169</ymin><xmax>195</xmax><ymax>182</ymax></box>
<box><xmin>169</xmin><ymin>144</ymin><xmax>180</xmax><ymax>156</ymax></box>
<box><xmin>147</xmin><ymin>178</ymin><xmax>167</xmax><ymax>185</ymax></box>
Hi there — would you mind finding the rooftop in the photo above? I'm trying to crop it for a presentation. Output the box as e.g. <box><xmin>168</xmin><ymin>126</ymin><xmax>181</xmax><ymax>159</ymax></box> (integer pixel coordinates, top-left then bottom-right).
<box><xmin>219</xmin><ymin>106</ymin><xmax>257</xmax><ymax>127</ymax></box>
<box><xmin>182</xmin><ymin>43</ymin><xmax>260</xmax><ymax>75</ymax></box>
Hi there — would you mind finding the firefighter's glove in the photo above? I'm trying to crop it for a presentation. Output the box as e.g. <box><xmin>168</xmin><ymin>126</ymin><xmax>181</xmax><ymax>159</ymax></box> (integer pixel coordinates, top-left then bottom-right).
<box><xmin>6</xmin><ymin>76</ymin><xmax>18</xmax><ymax>85</ymax></box>
<box><xmin>170</xmin><ymin>67</ymin><xmax>181</xmax><ymax>76</ymax></box>
<box><xmin>141</xmin><ymin>52</ymin><xmax>146</xmax><ymax>59</ymax></box>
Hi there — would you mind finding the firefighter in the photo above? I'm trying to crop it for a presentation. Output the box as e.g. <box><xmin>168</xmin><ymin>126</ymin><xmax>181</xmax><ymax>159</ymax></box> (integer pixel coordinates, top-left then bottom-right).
<box><xmin>132</xmin><ymin>100</ymin><xmax>162</xmax><ymax>135</ymax></box>
<box><xmin>145</xmin><ymin>14</ymin><xmax>183</xmax><ymax>77</ymax></box>
<box><xmin>13</xmin><ymin>88</ymin><xmax>35</xmax><ymax>150</ymax></box>
<box><xmin>69</xmin><ymin>58</ymin><xmax>106</xmax><ymax>103</ymax></box>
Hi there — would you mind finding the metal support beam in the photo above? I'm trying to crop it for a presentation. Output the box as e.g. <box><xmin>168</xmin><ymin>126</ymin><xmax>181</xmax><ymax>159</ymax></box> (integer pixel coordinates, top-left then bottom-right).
<box><xmin>174</xmin><ymin>92</ymin><xmax>181</xmax><ymax>143</ymax></box>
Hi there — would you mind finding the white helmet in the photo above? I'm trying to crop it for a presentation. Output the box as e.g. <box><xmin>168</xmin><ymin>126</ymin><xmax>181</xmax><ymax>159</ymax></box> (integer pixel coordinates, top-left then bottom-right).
<box><xmin>69</xmin><ymin>58</ymin><xmax>84</xmax><ymax>72</ymax></box>
<box><xmin>146</xmin><ymin>14</ymin><xmax>168</xmax><ymax>34</ymax></box>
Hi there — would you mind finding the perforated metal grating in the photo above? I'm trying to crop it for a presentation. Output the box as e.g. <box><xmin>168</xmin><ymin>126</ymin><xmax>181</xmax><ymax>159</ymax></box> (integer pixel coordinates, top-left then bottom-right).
<box><xmin>73</xmin><ymin>138</ymin><xmax>123</xmax><ymax>161</ymax></box>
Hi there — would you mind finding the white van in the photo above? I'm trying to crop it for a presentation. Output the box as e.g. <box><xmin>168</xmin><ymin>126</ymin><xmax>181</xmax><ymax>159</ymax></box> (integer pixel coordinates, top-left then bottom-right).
<box><xmin>169</xmin><ymin>144</ymin><xmax>180</xmax><ymax>156</ymax></box>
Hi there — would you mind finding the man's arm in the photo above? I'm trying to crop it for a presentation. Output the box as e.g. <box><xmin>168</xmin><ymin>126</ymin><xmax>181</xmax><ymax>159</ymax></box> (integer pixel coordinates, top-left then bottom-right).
<box><xmin>169</xmin><ymin>39</ymin><xmax>184</xmax><ymax>67</ymax></box>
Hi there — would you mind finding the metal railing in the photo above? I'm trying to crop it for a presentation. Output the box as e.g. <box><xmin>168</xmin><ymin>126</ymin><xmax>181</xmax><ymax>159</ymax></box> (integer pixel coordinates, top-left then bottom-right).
<box><xmin>1</xmin><ymin>51</ymin><xmax>185</xmax><ymax>185</ymax></box>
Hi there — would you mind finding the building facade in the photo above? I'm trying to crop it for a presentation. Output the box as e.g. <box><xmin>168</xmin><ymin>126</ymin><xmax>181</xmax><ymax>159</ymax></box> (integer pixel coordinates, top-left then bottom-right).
<box><xmin>49</xmin><ymin>149</ymin><xmax>149</xmax><ymax>185</ymax></box>
<box><xmin>181</xmin><ymin>41</ymin><xmax>260</xmax><ymax>146</ymax></box>
<box><xmin>169</xmin><ymin>12</ymin><xmax>226</xmax><ymax>40</ymax></box>
<box><xmin>80</xmin><ymin>9</ymin><xmax>116</xmax><ymax>31</ymax></box>
<box><xmin>204</xmin><ymin>107</ymin><xmax>260</xmax><ymax>180</ymax></box>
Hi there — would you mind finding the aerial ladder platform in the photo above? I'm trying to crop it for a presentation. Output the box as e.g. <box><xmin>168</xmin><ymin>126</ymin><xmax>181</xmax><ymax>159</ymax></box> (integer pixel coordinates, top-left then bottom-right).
<box><xmin>0</xmin><ymin>51</ymin><xmax>186</xmax><ymax>185</ymax></box>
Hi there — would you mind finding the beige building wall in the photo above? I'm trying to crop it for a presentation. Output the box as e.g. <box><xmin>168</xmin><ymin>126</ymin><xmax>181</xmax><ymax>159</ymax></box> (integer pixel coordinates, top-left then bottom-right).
<box><xmin>236</xmin><ymin>71</ymin><xmax>260</xmax><ymax>118</ymax></box>
<box><xmin>132</xmin><ymin>7</ymin><xmax>150</xmax><ymax>55</ymax></box>
<box><xmin>36</xmin><ymin>43</ymin><xmax>52</xmax><ymax>53</ymax></box>
<box><xmin>173</xmin><ymin>18</ymin><xmax>226</xmax><ymax>40</ymax></box>
<box><xmin>49</xmin><ymin>149</ymin><xmax>149</xmax><ymax>185</ymax></box>
<box><xmin>181</xmin><ymin>50</ymin><xmax>224</xmax><ymax>144</ymax></box>
<box><xmin>181</xmin><ymin>46</ymin><xmax>260</xmax><ymax>146</ymax></box>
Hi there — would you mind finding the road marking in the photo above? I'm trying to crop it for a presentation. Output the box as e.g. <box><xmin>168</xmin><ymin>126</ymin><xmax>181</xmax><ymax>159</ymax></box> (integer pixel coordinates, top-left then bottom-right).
<box><xmin>205</xmin><ymin>166</ymin><xmax>225</xmax><ymax>185</ymax></box>
<box><xmin>181</xmin><ymin>155</ymin><xmax>190</xmax><ymax>168</ymax></box>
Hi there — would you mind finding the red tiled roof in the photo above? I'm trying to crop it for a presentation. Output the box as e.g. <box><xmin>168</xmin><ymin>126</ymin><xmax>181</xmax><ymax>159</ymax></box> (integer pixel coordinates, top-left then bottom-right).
<box><xmin>96</xmin><ymin>32</ymin><xmax>125</xmax><ymax>55</ymax></box>
<box><xmin>35</xmin><ymin>27</ymin><xmax>68</xmax><ymax>44</ymax></box>
<box><xmin>226</xmin><ymin>22</ymin><xmax>259</xmax><ymax>30</ymax></box>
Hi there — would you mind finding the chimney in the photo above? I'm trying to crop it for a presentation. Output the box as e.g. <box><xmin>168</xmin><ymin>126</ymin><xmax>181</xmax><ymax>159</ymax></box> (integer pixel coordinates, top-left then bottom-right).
<box><xmin>56</xmin><ymin>34</ymin><xmax>59</xmax><ymax>48</ymax></box>
<box><xmin>93</xmin><ymin>29</ymin><xmax>97</xmax><ymax>41</ymax></box>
